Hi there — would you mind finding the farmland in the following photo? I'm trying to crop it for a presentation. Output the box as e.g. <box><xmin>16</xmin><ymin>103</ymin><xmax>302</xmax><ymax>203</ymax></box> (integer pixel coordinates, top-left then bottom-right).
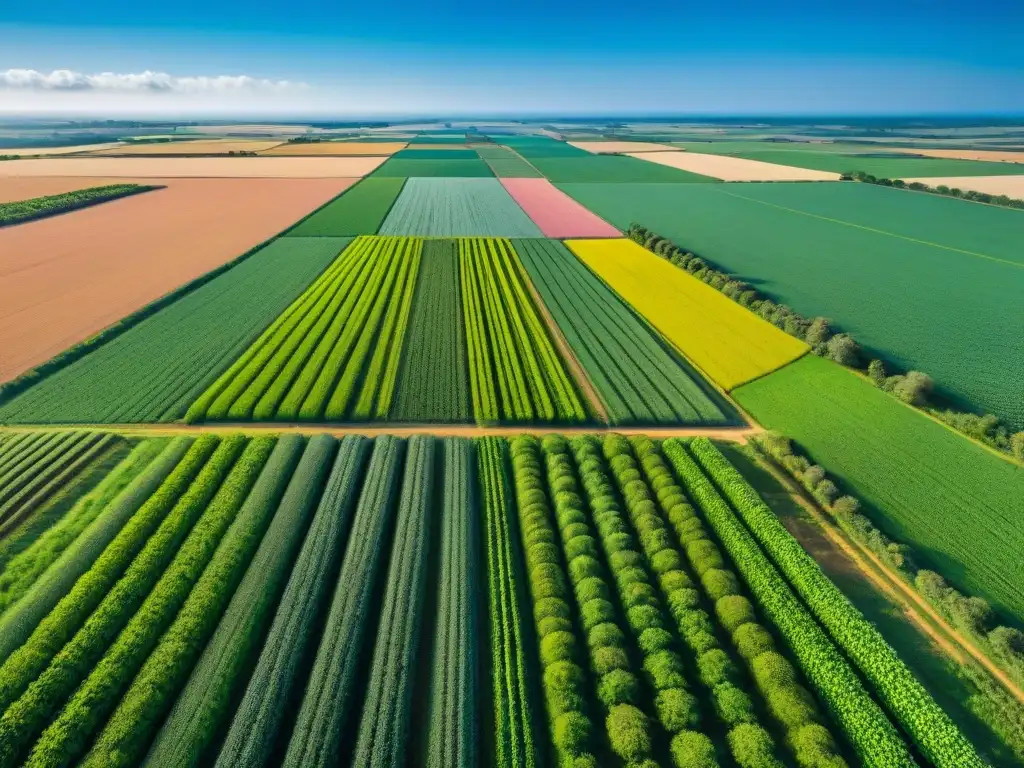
<box><xmin>560</xmin><ymin>181</ymin><xmax>1024</xmax><ymax>428</ymax></box>
<box><xmin>379</xmin><ymin>178</ymin><xmax>542</xmax><ymax>237</ymax></box>
<box><xmin>0</xmin><ymin>430</ymin><xmax>990</xmax><ymax>767</ymax></box>
<box><xmin>0</xmin><ymin>120</ymin><xmax>1019</xmax><ymax>768</ymax></box>
<box><xmin>734</xmin><ymin>354</ymin><xmax>1024</xmax><ymax>623</ymax></box>
<box><xmin>0</xmin><ymin>178</ymin><xmax>354</xmax><ymax>383</ymax></box>
<box><xmin>568</xmin><ymin>238</ymin><xmax>808</xmax><ymax>390</ymax></box>
<box><xmin>0</xmin><ymin>184</ymin><xmax>157</xmax><ymax>227</ymax></box>
<box><xmin>513</xmin><ymin>238</ymin><xmax>734</xmax><ymax>425</ymax></box>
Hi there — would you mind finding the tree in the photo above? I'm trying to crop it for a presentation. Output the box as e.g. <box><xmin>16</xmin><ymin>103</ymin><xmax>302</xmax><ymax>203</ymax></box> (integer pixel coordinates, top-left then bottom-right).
<box><xmin>891</xmin><ymin>371</ymin><xmax>933</xmax><ymax>406</ymax></box>
<box><xmin>867</xmin><ymin>359</ymin><xmax>886</xmax><ymax>387</ymax></box>
<box><xmin>804</xmin><ymin>317</ymin><xmax>831</xmax><ymax>346</ymax></box>
<box><xmin>824</xmin><ymin>333</ymin><xmax>860</xmax><ymax>367</ymax></box>
<box><xmin>1011</xmin><ymin>432</ymin><xmax>1024</xmax><ymax>462</ymax></box>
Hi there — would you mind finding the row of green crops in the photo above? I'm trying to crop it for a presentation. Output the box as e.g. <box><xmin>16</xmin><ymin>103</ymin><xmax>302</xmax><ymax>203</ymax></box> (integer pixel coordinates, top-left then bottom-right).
<box><xmin>685</xmin><ymin>437</ymin><xmax>987</xmax><ymax>768</ymax></box>
<box><xmin>0</xmin><ymin>430</ymin><xmax>984</xmax><ymax>766</ymax></box>
<box><xmin>512</xmin><ymin>238</ymin><xmax>733</xmax><ymax>426</ymax></box>
<box><xmin>391</xmin><ymin>239</ymin><xmax>471</xmax><ymax>422</ymax></box>
<box><xmin>0</xmin><ymin>431</ymin><xmax>120</xmax><ymax>539</ymax></box>
<box><xmin>187</xmin><ymin>236</ymin><xmax>422</xmax><ymax>423</ymax></box>
<box><xmin>0</xmin><ymin>237</ymin><xmax>348</xmax><ymax>424</ymax></box>
<box><xmin>459</xmin><ymin>237</ymin><xmax>588</xmax><ymax>424</ymax></box>
<box><xmin>379</xmin><ymin>178</ymin><xmax>542</xmax><ymax>237</ymax></box>
<box><xmin>0</xmin><ymin>184</ymin><xmax>157</xmax><ymax>228</ymax></box>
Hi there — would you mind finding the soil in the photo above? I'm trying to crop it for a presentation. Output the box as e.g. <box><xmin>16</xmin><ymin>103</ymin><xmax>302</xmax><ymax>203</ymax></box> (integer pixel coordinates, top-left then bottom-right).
<box><xmin>625</xmin><ymin>151</ymin><xmax>842</xmax><ymax>181</ymax></box>
<box><xmin>0</xmin><ymin>178</ymin><xmax>357</xmax><ymax>381</ymax></box>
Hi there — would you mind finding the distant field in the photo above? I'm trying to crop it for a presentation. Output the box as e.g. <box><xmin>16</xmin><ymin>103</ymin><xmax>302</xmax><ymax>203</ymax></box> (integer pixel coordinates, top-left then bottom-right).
<box><xmin>260</xmin><ymin>142</ymin><xmax>406</xmax><ymax>156</ymax></box>
<box><xmin>569</xmin><ymin>141</ymin><xmax>678</xmax><ymax>153</ymax></box>
<box><xmin>734</xmin><ymin>355</ymin><xmax>1024</xmax><ymax>624</ymax></box>
<box><xmin>286</xmin><ymin>178</ymin><xmax>406</xmax><ymax>236</ymax></box>
<box><xmin>0</xmin><ymin>237</ymin><xmax>347</xmax><ymax>423</ymax></box>
<box><xmin>0</xmin><ymin>178</ymin><xmax>353</xmax><ymax>383</ymax></box>
<box><xmin>567</xmin><ymin>238</ymin><xmax>808</xmax><ymax>390</ymax></box>
<box><xmin>391</xmin><ymin>149</ymin><xmax>477</xmax><ymax>160</ymax></box>
<box><xmin>0</xmin><ymin>142</ymin><xmax>127</xmax><ymax>156</ymax></box>
<box><xmin>908</xmin><ymin>148</ymin><xmax>1024</xmax><ymax>163</ymax></box>
<box><xmin>530</xmin><ymin>155</ymin><xmax>719</xmax><ymax>183</ymax></box>
<box><xmin>513</xmin><ymin>238</ymin><xmax>733</xmax><ymax>425</ymax></box>
<box><xmin>370</xmin><ymin>157</ymin><xmax>493</xmax><ymax>177</ymax></box>
<box><xmin>89</xmin><ymin>140</ymin><xmax>284</xmax><ymax>155</ymax></box>
<box><xmin>724</xmin><ymin>149</ymin><xmax>1024</xmax><ymax>178</ymax></box>
<box><xmin>901</xmin><ymin>175</ymin><xmax>1024</xmax><ymax>198</ymax></box>
<box><xmin>379</xmin><ymin>178</ymin><xmax>541</xmax><ymax>237</ymax></box>
<box><xmin>559</xmin><ymin>181</ymin><xmax>1024</xmax><ymax>427</ymax></box>
<box><xmin>0</xmin><ymin>177</ymin><xmax>143</xmax><ymax>204</ymax></box>
<box><xmin>627</xmin><ymin>151</ymin><xmax>841</xmax><ymax>181</ymax></box>
<box><xmin>0</xmin><ymin>157</ymin><xmax>386</xmax><ymax>178</ymax></box>
<box><xmin>499</xmin><ymin>179</ymin><xmax>619</xmax><ymax>237</ymax></box>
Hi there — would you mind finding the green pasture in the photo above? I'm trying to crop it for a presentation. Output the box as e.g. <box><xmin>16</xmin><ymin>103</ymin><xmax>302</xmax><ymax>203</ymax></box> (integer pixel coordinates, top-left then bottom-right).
<box><xmin>286</xmin><ymin>178</ymin><xmax>406</xmax><ymax>236</ymax></box>
<box><xmin>734</xmin><ymin>355</ymin><xmax>1024</xmax><ymax>624</ymax></box>
<box><xmin>392</xmin><ymin>149</ymin><xmax>477</xmax><ymax>160</ymax></box>
<box><xmin>558</xmin><ymin>181</ymin><xmax>1024</xmax><ymax>428</ymax></box>
<box><xmin>370</xmin><ymin>158</ymin><xmax>493</xmax><ymax>178</ymax></box>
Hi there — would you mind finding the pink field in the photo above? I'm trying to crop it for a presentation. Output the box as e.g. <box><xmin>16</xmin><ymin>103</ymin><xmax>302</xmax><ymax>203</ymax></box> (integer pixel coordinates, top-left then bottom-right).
<box><xmin>499</xmin><ymin>178</ymin><xmax>620</xmax><ymax>238</ymax></box>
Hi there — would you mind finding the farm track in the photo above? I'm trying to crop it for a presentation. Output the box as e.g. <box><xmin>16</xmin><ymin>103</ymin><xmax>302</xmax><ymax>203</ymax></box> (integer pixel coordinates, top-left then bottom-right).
<box><xmin>754</xmin><ymin>450</ymin><xmax>1024</xmax><ymax>708</ymax></box>
<box><xmin>0</xmin><ymin>423</ymin><xmax>761</xmax><ymax>440</ymax></box>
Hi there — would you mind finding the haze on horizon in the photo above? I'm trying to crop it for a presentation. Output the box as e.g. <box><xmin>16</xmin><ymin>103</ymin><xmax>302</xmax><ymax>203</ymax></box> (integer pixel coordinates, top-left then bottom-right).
<box><xmin>0</xmin><ymin>0</ymin><xmax>1021</xmax><ymax>117</ymax></box>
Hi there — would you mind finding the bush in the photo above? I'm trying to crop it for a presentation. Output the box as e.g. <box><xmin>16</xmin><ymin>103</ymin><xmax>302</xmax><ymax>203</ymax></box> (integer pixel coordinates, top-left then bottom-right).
<box><xmin>702</xmin><ymin>569</ymin><xmax>740</xmax><ymax>601</ymax></box>
<box><xmin>565</xmin><ymin>535</ymin><xmax>598</xmax><ymax>560</ymax></box>
<box><xmin>536</xmin><ymin>597</ymin><xmax>572</xmax><ymax>621</ymax></box>
<box><xmin>599</xmin><ymin>669</ymin><xmax>641</xmax><ymax>707</ymax></box>
<box><xmin>569</xmin><ymin>556</ymin><xmax>601</xmax><ymax>581</ymax></box>
<box><xmin>766</xmin><ymin>686</ymin><xmax>816</xmax><ymax>729</ymax></box>
<box><xmin>698</xmin><ymin>648</ymin><xmax>738</xmax><ymax>688</ymax></box>
<box><xmin>530</xmin><ymin>542</ymin><xmax>561</xmax><ymax>566</ymax></box>
<box><xmin>651</xmin><ymin>548</ymin><xmax>685</xmax><ymax>574</ymax></box>
<box><xmin>581</xmin><ymin>598</ymin><xmax>616</xmax><ymax>631</ymax></box>
<box><xmin>671</xmin><ymin>730</ymin><xmax>719</xmax><ymax>768</ymax></box>
<box><xmin>733</xmin><ymin>622</ymin><xmax>775</xmax><ymax>661</ymax></box>
<box><xmin>661</xmin><ymin>570</ymin><xmax>694</xmax><ymax>591</ymax></box>
<box><xmin>575</xmin><ymin>576</ymin><xmax>608</xmax><ymax>604</ymax></box>
<box><xmin>593</xmin><ymin>645</ymin><xmax>630</xmax><ymax>676</ymax></box>
<box><xmin>623</xmin><ymin>581</ymin><xmax>658</xmax><ymax>608</ymax></box>
<box><xmin>750</xmin><ymin>651</ymin><xmax>796</xmax><ymax>689</ymax></box>
<box><xmin>541</xmin><ymin>631</ymin><xmax>577</xmax><ymax>665</ymax></box>
<box><xmin>545</xmin><ymin>663</ymin><xmax>586</xmax><ymax>716</ymax></box>
<box><xmin>606</xmin><ymin>704</ymin><xmax>651</xmax><ymax>761</ymax></box>
<box><xmin>656</xmin><ymin>688</ymin><xmax>699</xmax><ymax>732</ymax></box>
<box><xmin>687</xmin><ymin>539</ymin><xmax>724</xmax><ymax>575</ymax></box>
<box><xmin>716</xmin><ymin>595</ymin><xmax>757</xmax><ymax>633</ymax></box>
<box><xmin>610</xmin><ymin>550</ymin><xmax>643</xmax><ymax>571</ymax></box>
<box><xmin>562</xmin><ymin>522</ymin><xmax>590</xmax><ymax>541</ymax></box>
<box><xmin>604</xmin><ymin>532</ymin><xmax>633</xmax><ymax>553</ymax></box>
<box><xmin>727</xmin><ymin>723</ymin><xmax>782</xmax><ymax>768</ymax></box>
<box><xmin>589</xmin><ymin>621</ymin><xmax>626</xmax><ymax>648</ymax></box>
<box><xmin>638</xmin><ymin>627</ymin><xmax>673</xmax><ymax>654</ymax></box>
<box><xmin>627</xmin><ymin>605</ymin><xmax>663</xmax><ymax>633</ymax></box>
<box><xmin>553</xmin><ymin>711</ymin><xmax>592</xmax><ymax>753</ymax></box>
<box><xmin>790</xmin><ymin>723</ymin><xmax>845</xmax><ymax>767</ymax></box>
<box><xmin>539</xmin><ymin>616</ymin><xmax>573</xmax><ymax>636</ymax></box>
<box><xmin>644</xmin><ymin>650</ymin><xmax>686</xmax><ymax>690</ymax></box>
<box><xmin>713</xmin><ymin>683</ymin><xmax>756</xmax><ymax>726</ymax></box>
<box><xmin>666</xmin><ymin>588</ymin><xmax>701</xmax><ymax>620</ymax></box>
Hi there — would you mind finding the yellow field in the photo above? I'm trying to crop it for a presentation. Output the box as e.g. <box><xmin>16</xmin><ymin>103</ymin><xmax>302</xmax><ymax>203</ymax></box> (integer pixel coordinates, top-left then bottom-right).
<box><xmin>567</xmin><ymin>239</ymin><xmax>808</xmax><ymax>390</ymax></box>
<box><xmin>259</xmin><ymin>142</ymin><xmax>407</xmax><ymax>156</ymax></box>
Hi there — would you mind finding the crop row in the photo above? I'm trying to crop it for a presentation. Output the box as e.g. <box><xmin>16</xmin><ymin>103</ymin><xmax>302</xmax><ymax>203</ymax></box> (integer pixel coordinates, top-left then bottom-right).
<box><xmin>187</xmin><ymin>236</ymin><xmax>422</xmax><ymax>423</ymax></box>
<box><xmin>460</xmin><ymin>237</ymin><xmax>587</xmax><ymax>424</ymax></box>
<box><xmin>0</xmin><ymin>184</ymin><xmax>156</xmax><ymax>227</ymax></box>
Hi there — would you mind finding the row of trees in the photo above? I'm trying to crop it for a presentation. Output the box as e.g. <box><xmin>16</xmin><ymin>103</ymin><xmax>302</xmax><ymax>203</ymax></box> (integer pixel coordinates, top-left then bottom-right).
<box><xmin>626</xmin><ymin>223</ymin><xmax>1024</xmax><ymax>460</ymax></box>
<box><xmin>846</xmin><ymin>170</ymin><xmax>1024</xmax><ymax>210</ymax></box>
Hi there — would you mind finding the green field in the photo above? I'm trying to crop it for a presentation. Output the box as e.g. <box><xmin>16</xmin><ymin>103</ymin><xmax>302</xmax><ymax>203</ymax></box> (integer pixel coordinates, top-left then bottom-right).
<box><xmin>0</xmin><ymin>238</ymin><xmax>348</xmax><ymax>424</ymax></box>
<box><xmin>558</xmin><ymin>181</ymin><xmax>1024</xmax><ymax>428</ymax></box>
<box><xmin>483</xmin><ymin>158</ymin><xmax>542</xmax><ymax>177</ymax></box>
<box><xmin>379</xmin><ymin>178</ymin><xmax>541</xmax><ymax>237</ymax></box>
<box><xmin>370</xmin><ymin>157</ymin><xmax>493</xmax><ymax>177</ymax></box>
<box><xmin>286</xmin><ymin>179</ymin><xmax>405</xmax><ymax>236</ymax></box>
<box><xmin>534</xmin><ymin>155</ymin><xmax>719</xmax><ymax>182</ymax></box>
<box><xmin>671</xmin><ymin>142</ymin><xmax>1024</xmax><ymax>177</ymax></box>
<box><xmin>734</xmin><ymin>355</ymin><xmax>1024</xmax><ymax>624</ymax></box>
<box><xmin>391</xmin><ymin>148</ymin><xmax>477</xmax><ymax>160</ymax></box>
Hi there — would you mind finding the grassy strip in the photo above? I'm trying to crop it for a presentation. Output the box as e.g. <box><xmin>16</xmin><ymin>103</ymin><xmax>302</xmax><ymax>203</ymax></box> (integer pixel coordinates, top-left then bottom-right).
<box><xmin>0</xmin><ymin>435</ymin><xmax>232</xmax><ymax>767</ymax></box>
<box><xmin>212</xmin><ymin>436</ymin><xmax>370</xmax><ymax>767</ymax></box>
<box><xmin>351</xmin><ymin>436</ymin><xmax>436</xmax><ymax>767</ymax></box>
<box><xmin>143</xmin><ymin>435</ymin><xmax>334</xmax><ymax>767</ymax></box>
<box><xmin>478</xmin><ymin>437</ymin><xmax>540</xmax><ymax>768</ymax></box>
<box><xmin>81</xmin><ymin>436</ymin><xmax>302</xmax><ymax>768</ymax></box>
<box><xmin>282</xmin><ymin>436</ymin><xmax>405</xmax><ymax>767</ymax></box>
<box><xmin>662</xmin><ymin>439</ymin><xmax>914</xmax><ymax>768</ymax></box>
<box><xmin>425</xmin><ymin>439</ymin><xmax>479</xmax><ymax>768</ymax></box>
<box><xmin>0</xmin><ymin>437</ymin><xmax>195</xmax><ymax>663</ymax></box>
<box><xmin>0</xmin><ymin>184</ymin><xmax>157</xmax><ymax>228</ymax></box>
<box><xmin>27</xmin><ymin>438</ymin><xmax>273</xmax><ymax>767</ymax></box>
<box><xmin>688</xmin><ymin>437</ymin><xmax>987</xmax><ymax>768</ymax></box>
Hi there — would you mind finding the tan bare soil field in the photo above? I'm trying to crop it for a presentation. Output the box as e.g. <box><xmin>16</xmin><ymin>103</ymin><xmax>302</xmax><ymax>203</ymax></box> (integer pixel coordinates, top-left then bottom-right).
<box><xmin>260</xmin><ymin>142</ymin><xmax>407</xmax><ymax>156</ymax></box>
<box><xmin>89</xmin><ymin>140</ymin><xmax>285</xmax><ymax>155</ymax></box>
<box><xmin>569</xmin><ymin>141</ymin><xmax>680</xmax><ymax>154</ymax></box>
<box><xmin>904</xmin><ymin>148</ymin><xmax>1024</xmax><ymax>163</ymax></box>
<box><xmin>626</xmin><ymin>151</ymin><xmax>842</xmax><ymax>181</ymax></box>
<box><xmin>0</xmin><ymin>143</ymin><xmax>127</xmax><ymax>157</ymax></box>
<box><xmin>0</xmin><ymin>177</ymin><xmax>148</xmax><ymax>204</ymax></box>
<box><xmin>901</xmin><ymin>175</ymin><xmax>1024</xmax><ymax>197</ymax></box>
<box><xmin>0</xmin><ymin>156</ymin><xmax>386</xmax><ymax>178</ymax></box>
<box><xmin>0</xmin><ymin>177</ymin><xmax>356</xmax><ymax>382</ymax></box>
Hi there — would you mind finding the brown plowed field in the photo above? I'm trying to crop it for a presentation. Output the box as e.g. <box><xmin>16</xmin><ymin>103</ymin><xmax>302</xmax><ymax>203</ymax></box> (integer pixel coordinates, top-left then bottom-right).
<box><xmin>0</xmin><ymin>177</ymin><xmax>356</xmax><ymax>382</ymax></box>
<box><xmin>0</xmin><ymin>156</ymin><xmax>386</xmax><ymax>178</ymax></box>
<box><xmin>260</xmin><ymin>142</ymin><xmax>407</xmax><ymax>156</ymax></box>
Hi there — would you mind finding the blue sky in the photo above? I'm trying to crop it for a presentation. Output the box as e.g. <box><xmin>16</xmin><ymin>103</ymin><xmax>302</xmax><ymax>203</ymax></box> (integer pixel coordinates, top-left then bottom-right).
<box><xmin>1</xmin><ymin>1</ymin><xmax>1022</xmax><ymax>116</ymax></box>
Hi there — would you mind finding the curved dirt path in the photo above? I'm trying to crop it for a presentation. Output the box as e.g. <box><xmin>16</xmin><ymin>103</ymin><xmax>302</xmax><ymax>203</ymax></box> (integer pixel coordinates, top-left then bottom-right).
<box><xmin>755</xmin><ymin>451</ymin><xmax>1024</xmax><ymax>706</ymax></box>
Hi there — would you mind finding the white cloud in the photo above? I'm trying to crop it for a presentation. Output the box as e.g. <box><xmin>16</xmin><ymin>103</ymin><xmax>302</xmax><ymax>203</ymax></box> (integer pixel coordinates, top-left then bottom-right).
<box><xmin>0</xmin><ymin>68</ymin><xmax>306</xmax><ymax>94</ymax></box>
